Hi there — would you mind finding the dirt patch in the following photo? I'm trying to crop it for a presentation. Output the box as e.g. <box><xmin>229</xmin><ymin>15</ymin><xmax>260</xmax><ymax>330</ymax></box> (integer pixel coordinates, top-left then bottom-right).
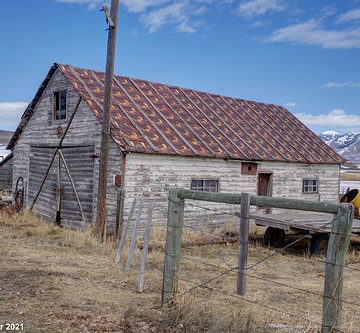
<box><xmin>0</xmin><ymin>211</ymin><xmax>360</xmax><ymax>332</ymax></box>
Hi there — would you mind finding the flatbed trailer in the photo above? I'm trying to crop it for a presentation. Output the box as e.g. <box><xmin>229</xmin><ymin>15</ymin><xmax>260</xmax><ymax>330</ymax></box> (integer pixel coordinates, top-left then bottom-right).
<box><xmin>253</xmin><ymin>212</ymin><xmax>360</xmax><ymax>255</ymax></box>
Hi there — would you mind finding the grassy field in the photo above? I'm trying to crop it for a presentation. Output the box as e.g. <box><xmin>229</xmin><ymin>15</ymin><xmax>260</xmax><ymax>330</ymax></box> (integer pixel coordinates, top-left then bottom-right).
<box><xmin>1</xmin><ymin>211</ymin><xmax>360</xmax><ymax>332</ymax></box>
<box><xmin>340</xmin><ymin>173</ymin><xmax>360</xmax><ymax>181</ymax></box>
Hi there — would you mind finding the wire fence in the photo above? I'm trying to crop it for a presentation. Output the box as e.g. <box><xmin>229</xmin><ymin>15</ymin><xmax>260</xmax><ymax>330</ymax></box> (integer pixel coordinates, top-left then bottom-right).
<box><xmin>165</xmin><ymin>200</ymin><xmax>360</xmax><ymax>331</ymax></box>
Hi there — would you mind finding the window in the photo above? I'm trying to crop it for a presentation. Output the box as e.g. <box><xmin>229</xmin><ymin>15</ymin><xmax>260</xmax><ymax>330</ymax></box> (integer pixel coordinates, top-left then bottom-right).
<box><xmin>303</xmin><ymin>179</ymin><xmax>318</xmax><ymax>193</ymax></box>
<box><xmin>54</xmin><ymin>91</ymin><xmax>66</xmax><ymax>120</ymax></box>
<box><xmin>191</xmin><ymin>179</ymin><xmax>218</xmax><ymax>192</ymax></box>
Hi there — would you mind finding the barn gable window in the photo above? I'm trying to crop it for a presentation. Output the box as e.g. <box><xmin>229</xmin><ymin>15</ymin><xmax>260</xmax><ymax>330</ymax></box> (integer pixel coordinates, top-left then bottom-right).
<box><xmin>303</xmin><ymin>179</ymin><xmax>318</xmax><ymax>193</ymax></box>
<box><xmin>241</xmin><ymin>162</ymin><xmax>257</xmax><ymax>175</ymax></box>
<box><xmin>54</xmin><ymin>91</ymin><xmax>67</xmax><ymax>120</ymax></box>
<box><xmin>191</xmin><ymin>179</ymin><xmax>218</xmax><ymax>192</ymax></box>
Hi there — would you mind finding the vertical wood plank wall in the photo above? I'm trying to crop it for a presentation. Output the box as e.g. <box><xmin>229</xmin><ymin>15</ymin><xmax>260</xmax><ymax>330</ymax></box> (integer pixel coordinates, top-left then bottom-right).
<box><xmin>12</xmin><ymin>69</ymin><xmax>123</xmax><ymax>231</ymax></box>
<box><xmin>0</xmin><ymin>156</ymin><xmax>13</xmax><ymax>193</ymax></box>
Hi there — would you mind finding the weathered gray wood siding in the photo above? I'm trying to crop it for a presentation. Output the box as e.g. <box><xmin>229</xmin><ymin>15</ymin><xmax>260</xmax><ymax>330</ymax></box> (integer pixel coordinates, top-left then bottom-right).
<box><xmin>0</xmin><ymin>156</ymin><xmax>13</xmax><ymax>193</ymax></box>
<box><xmin>122</xmin><ymin>153</ymin><xmax>340</xmax><ymax>231</ymax></box>
<box><xmin>12</xmin><ymin>68</ymin><xmax>123</xmax><ymax>229</ymax></box>
<box><xmin>10</xmin><ymin>67</ymin><xmax>341</xmax><ymax>234</ymax></box>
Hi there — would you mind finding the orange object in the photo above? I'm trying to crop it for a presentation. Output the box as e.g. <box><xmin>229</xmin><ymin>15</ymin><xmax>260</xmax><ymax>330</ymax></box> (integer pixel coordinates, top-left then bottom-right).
<box><xmin>340</xmin><ymin>189</ymin><xmax>360</xmax><ymax>217</ymax></box>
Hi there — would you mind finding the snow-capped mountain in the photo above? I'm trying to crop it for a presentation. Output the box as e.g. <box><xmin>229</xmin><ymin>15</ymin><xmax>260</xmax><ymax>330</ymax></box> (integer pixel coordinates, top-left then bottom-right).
<box><xmin>0</xmin><ymin>145</ymin><xmax>11</xmax><ymax>161</ymax></box>
<box><xmin>319</xmin><ymin>130</ymin><xmax>360</xmax><ymax>162</ymax></box>
<box><xmin>0</xmin><ymin>130</ymin><xmax>13</xmax><ymax>161</ymax></box>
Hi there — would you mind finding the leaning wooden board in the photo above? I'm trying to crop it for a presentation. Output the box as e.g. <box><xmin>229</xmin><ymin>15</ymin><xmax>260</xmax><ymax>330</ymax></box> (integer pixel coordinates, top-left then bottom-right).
<box><xmin>252</xmin><ymin>212</ymin><xmax>360</xmax><ymax>234</ymax></box>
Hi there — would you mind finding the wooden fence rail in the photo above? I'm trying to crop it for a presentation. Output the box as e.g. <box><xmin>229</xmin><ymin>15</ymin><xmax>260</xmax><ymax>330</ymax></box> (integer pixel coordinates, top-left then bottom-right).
<box><xmin>162</xmin><ymin>188</ymin><xmax>354</xmax><ymax>333</ymax></box>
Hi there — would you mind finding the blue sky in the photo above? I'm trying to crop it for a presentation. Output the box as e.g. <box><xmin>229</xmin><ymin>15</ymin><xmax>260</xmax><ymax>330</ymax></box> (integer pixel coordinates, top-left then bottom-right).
<box><xmin>1</xmin><ymin>0</ymin><xmax>360</xmax><ymax>134</ymax></box>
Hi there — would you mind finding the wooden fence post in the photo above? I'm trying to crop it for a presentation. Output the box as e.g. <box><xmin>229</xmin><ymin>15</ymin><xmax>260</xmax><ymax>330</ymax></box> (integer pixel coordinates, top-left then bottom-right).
<box><xmin>321</xmin><ymin>203</ymin><xmax>354</xmax><ymax>332</ymax></box>
<box><xmin>115</xmin><ymin>196</ymin><xmax>137</xmax><ymax>263</ymax></box>
<box><xmin>237</xmin><ymin>192</ymin><xmax>250</xmax><ymax>295</ymax></box>
<box><xmin>125</xmin><ymin>196</ymin><xmax>144</xmax><ymax>272</ymax></box>
<box><xmin>161</xmin><ymin>188</ymin><xmax>185</xmax><ymax>306</ymax></box>
<box><xmin>138</xmin><ymin>201</ymin><xmax>154</xmax><ymax>292</ymax></box>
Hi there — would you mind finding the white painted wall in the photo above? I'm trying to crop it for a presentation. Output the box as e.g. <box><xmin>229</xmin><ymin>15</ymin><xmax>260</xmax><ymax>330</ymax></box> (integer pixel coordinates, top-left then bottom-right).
<box><xmin>122</xmin><ymin>153</ymin><xmax>340</xmax><ymax>232</ymax></box>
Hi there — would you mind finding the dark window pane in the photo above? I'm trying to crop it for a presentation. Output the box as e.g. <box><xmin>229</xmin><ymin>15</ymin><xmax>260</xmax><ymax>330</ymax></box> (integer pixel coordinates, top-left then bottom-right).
<box><xmin>60</xmin><ymin>110</ymin><xmax>66</xmax><ymax>120</ymax></box>
<box><xmin>60</xmin><ymin>91</ymin><xmax>66</xmax><ymax>110</ymax></box>
<box><xmin>303</xmin><ymin>179</ymin><xmax>318</xmax><ymax>193</ymax></box>
<box><xmin>54</xmin><ymin>91</ymin><xmax>66</xmax><ymax>120</ymax></box>
<box><xmin>54</xmin><ymin>92</ymin><xmax>60</xmax><ymax>111</ymax></box>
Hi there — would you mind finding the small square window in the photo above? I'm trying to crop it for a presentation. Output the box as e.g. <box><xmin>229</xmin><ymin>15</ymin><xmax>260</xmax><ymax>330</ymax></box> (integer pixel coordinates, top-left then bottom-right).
<box><xmin>54</xmin><ymin>91</ymin><xmax>66</xmax><ymax>120</ymax></box>
<box><xmin>191</xmin><ymin>179</ymin><xmax>218</xmax><ymax>192</ymax></box>
<box><xmin>303</xmin><ymin>179</ymin><xmax>318</xmax><ymax>193</ymax></box>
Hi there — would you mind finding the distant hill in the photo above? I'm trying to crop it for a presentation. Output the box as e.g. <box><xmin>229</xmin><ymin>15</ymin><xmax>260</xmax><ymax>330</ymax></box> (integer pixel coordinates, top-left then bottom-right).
<box><xmin>319</xmin><ymin>130</ymin><xmax>360</xmax><ymax>162</ymax></box>
<box><xmin>0</xmin><ymin>130</ymin><xmax>13</xmax><ymax>146</ymax></box>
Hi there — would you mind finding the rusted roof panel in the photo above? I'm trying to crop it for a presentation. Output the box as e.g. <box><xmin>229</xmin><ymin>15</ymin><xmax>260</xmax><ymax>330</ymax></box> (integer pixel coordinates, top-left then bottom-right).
<box><xmin>55</xmin><ymin>63</ymin><xmax>343</xmax><ymax>164</ymax></box>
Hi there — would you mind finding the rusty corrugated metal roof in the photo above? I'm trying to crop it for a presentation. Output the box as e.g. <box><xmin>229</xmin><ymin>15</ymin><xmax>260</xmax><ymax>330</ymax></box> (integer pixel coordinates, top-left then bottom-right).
<box><xmin>49</xmin><ymin>64</ymin><xmax>343</xmax><ymax>164</ymax></box>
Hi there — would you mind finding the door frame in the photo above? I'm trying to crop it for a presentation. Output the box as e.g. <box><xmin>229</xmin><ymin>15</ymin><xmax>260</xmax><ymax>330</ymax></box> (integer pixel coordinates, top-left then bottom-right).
<box><xmin>257</xmin><ymin>172</ymin><xmax>273</xmax><ymax>213</ymax></box>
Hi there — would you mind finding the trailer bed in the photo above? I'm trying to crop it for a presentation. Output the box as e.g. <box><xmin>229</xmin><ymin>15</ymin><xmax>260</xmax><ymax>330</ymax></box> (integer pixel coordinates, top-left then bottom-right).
<box><xmin>252</xmin><ymin>212</ymin><xmax>360</xmax><ymax>234</ymax></box>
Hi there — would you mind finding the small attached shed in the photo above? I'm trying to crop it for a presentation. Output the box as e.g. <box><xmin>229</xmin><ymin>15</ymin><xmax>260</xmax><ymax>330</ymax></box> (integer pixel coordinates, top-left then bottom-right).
<box><xmin>0</xmin><ymin>153</ymin><xmax>13</xmax><ymax>194</ymax></box>
<box><xmin>7</xmin><ymin>63</ymin><xmax>344</xmax><ymax>231</ymax></box>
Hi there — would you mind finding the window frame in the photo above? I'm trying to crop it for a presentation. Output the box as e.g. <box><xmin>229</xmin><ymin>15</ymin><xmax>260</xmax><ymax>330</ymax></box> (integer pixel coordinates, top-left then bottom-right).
<box><xmin>190</xmin><ymin>179</ymin><xmax>219</xmax><ymax>192</ymax></box>
<box><xmin>303</xmin><ymin>179</ymin><xmax>319</xmax><ymax>194</ymax></box>
<box><xmin>53</xmin><ymin>90</ymin><xmax>67</xmax><ymax>121</ymax></box>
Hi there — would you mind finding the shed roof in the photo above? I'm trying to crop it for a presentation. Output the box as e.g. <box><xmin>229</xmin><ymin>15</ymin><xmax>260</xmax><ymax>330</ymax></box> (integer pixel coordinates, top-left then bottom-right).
<box><xmin>9</xmin><ymin>63</ymin><xmax>344</xmax><ymax>164</ymax></box>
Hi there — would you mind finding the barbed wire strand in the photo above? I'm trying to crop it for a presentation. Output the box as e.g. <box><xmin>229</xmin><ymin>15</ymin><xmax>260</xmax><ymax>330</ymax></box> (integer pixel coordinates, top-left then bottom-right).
<box><xmin>179</xmin><ymin>254</ymin><xmax>360</xmax><ymax>309</ymax></box>
<box><xmin>184</xmin><ymin>205</ymin><xmax>360</xmax><ymax>273</ymax></box>
<box><xmin>177</xmin><ymin>275</ymin><xmax>328</xmax><ymax>330</ymax></box>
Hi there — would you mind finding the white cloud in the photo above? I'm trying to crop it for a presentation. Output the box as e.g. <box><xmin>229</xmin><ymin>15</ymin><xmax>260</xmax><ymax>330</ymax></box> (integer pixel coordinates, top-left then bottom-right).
<box><xmin>322</xmin><ymin>81</ymin><xmax>360</xmax><ymax>88</ymax></box>
<box><xmin>337</xmin><ymin>8</ymin><xmax>360</xmax><ymax>23</ymax></box>
<box><xmin>252</xmin><ymin>20</ymin><xmax>264</xmax><ymax>27</ymax></box>
<box><xmin>320</xmin><ymin>5</ymin><xmax>337</xmax><ymax>20</ymax></box>
<box><xmin>237</xmin><ymin>0</ymin><xmax>284</xmax><ymax>17</ymax></box>
<box><xmin>284</xmin><ymin>102</ymin><xmax>296</xmax><ymax>107</ymax></box>
<box><xmin>57</xmin><ymin>0</ymin><xmax>208</xmax><ymax>33</ymax></box>
<box><xmin>56</xmin><ymin>0</ymin><xmax>170</xmax><ymax>12</ymax></box>
<box><xmin>267</xmin><ymin>19</ymin><xmax>360</xmax><ymax>49</ymax></box>
<box><xmin>56</xmin><ymin>0</ymin><xmax>108</xmax><ymax>10</ymax></box>
<box><xmin>119</xmin><ymin>0</ymin><xmax>170</xmax><ymax>13</ymax></box>
<box><xmin>140</xmin><ymin>2</ymin><xmax>203</xmax><ymax>33</ymax></box>
<box><xmin>0</xmin><ymin>102</ymin><xmax>28</xmax><ymax>129</ymax></box>
<box><xmin>295</xmin><ymin>109</ymin><xmax>360</xmax><ymax>127</ymax></box>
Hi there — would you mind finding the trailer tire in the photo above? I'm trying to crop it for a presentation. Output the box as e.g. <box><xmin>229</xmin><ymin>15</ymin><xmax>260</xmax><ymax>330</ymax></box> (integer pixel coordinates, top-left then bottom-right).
<box><xmin>310</xmin><ymin>234</ymin><xmax>329</xmax><ymax>256</ymax></box>
<box><xmin>264</xmin><ymin>227</ymin><xmax>285</xmax><ymax>248</ymax></box>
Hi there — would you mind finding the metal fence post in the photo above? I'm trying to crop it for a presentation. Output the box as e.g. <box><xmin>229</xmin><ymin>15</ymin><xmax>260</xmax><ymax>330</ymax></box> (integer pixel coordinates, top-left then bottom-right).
<box><xmin>161</xmin><ymin>188</ymin><xmax>185</xmax><ymax>306</ymax></box>
<box><xmin>237</xmin><ymin>192</ymin><xmax>250</xmax><ymax>295</ymax></box>
<box><xmin>321</xmin><ymin>203</ymin><xmax>354</xmax><ymax>332</ymax></box>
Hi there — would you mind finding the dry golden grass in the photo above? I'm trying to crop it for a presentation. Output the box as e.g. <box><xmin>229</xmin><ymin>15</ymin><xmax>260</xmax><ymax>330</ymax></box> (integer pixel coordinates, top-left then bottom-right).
<box><xmin>0</xmin><ymin>190</ymin><xmax>11</xmax><ymax>199</ymax></box>
<box><xmin>0</xmin><ymin>211</ymin><xmax>360</xmax><ymax>332</ymax></box>
<box><xmin>340</xmin><ymin>173</ymin><xmax>360</xmax><ymax>181</ymax></box>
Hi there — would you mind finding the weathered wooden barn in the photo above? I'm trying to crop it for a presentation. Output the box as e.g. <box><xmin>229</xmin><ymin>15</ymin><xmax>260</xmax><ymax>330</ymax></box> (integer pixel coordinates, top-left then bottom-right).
<box><xmin>0</xmin><ymin>153</ymin><xmax>13</xmax><ymax>193</ymax></box>
<box><xmin>7</xmin><ymin>63</ymin><xmax>344</xmax><ymax>231</ymax></box>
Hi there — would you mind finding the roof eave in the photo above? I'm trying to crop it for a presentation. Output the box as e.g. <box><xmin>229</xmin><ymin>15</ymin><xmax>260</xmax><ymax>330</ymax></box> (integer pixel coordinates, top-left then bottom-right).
<box><xmin>7</xmin><ymin>64</ymin><xmax>59</xmax><ymax>150</ymax></box>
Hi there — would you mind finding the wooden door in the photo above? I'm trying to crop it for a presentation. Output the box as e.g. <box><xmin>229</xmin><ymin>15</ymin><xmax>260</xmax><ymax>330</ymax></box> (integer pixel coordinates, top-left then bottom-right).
<box><xmin>28</xmin><ymin>146</ymin><xmax>94</xmax><ymax>229</ymax></box>
<box><xmin>59</xmin><ymin>146</ymin><xmax>94</xmax><ymax>229</ymax></box>
<box><xmin>258</xmin><ymin>173</ymin><xmax>272</xmax><ymax>213</ymax></box>
<box><xmin>28</xmin><ymin>146</ymin><xmax>58</xmax><ymax>221</ymax></box>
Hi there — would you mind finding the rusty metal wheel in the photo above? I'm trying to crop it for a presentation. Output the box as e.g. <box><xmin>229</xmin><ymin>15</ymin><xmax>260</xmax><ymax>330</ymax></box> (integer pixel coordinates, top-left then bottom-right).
<box><xmin>264</xmin><ymin>227</ymin><xmax>286</xmax><ymax>248</ymax></box>
<box><xmin>310</xmin><ymin>234</ymin><xmax>329</xmax><ymax>256</ymax></box>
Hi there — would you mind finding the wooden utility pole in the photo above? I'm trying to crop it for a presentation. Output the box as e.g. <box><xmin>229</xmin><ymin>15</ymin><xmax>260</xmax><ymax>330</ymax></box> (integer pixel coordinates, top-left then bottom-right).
<box><xmin>96</xmin><ymin>0</ymin><xmax>119</xmax><ymax>239</ymax></box>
